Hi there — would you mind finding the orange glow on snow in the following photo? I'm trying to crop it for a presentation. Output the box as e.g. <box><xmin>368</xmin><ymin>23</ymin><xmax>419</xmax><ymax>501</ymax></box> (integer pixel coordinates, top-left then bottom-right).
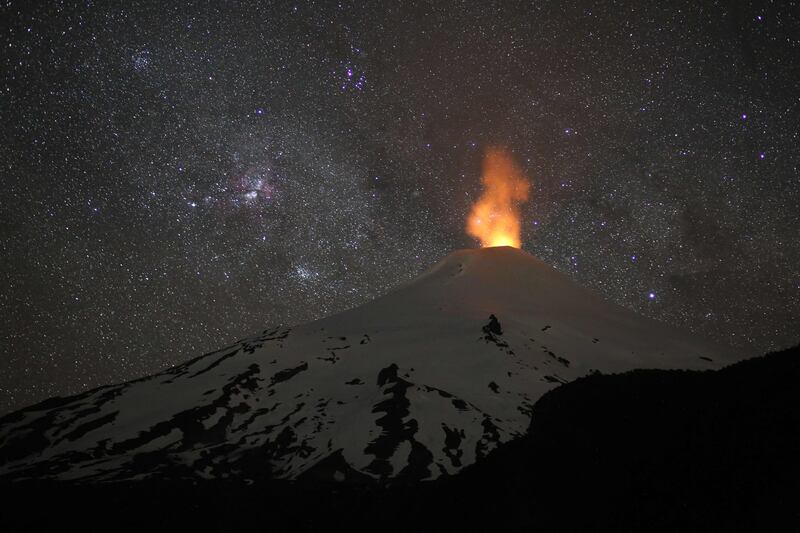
<box><xmin>467</xmin><ymin>147</ymin><xmax>530</xmax><ymax>248</ymax></box>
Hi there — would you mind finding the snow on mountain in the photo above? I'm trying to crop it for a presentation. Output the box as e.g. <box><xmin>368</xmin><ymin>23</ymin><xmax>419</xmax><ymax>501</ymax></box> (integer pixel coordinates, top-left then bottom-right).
<box><xmin>0</xmin><ymin>247</ymin><xmax>744</xmax><ymax>483</ymax></box>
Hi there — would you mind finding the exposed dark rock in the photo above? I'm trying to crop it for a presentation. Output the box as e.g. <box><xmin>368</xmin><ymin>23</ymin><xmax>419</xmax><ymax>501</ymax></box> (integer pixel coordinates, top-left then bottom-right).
<box><xmin>396</xmin><ymin>439</ymin><xmax>434</xmax><ymax>481</ymax></box>
<box><xmin>422</xmin><ymin>384</ymin><xmax>453</xmax><ymax>398</ymax></box>
<box><xmin>269</xmin><ymin>362</ymin><xmax>308</xmax><ymax>386</ymax></box>
<box><xmin>317</xmin><ymin>352</ymin><xmax>339</xmax><ymax>363</ymax></box>
<box><xmin>441</xmin><ymin>423</ymin><xmax>465</xmax><ymax>467</ymax></box>
<box><xmin>58</xmin><ymin>411</ymin><xmax>119</xmax><ymax>444</ymax></box>
<box><xmin>363</xmin><ymin>364</ymin><xmax>415</xmax><ymax>478</ymax></box>
<box><xmin>545</xmin><ymin>351</ymin><xmax>571</xmax><ymax>368</ymax></box>
<box><xmin>482</xmin><ymin>314</ymin><xmax>503</xmax><ymax>336</ymax></box>
<box><xmin>362</xmin><ymin>363</ymin><xmax>434</xmax><ymax>481</ymax></box>
<box><xmin>451</xmin><ymin>399</ymin><xmax>468</xmax><ymax>411</ymax></box>
<box><xmin>190</xmin><ymin>349</ymin><xmax>240</xmax><ymax>378</ymax></box>
<box><xmin>296</xmin><ymin>449</ymin><xmax>375</xmax><ymax>484</ymax></box>
<box><xmin>474</xmin><ymin>416</ymin><xmax>502</xmax><ymax>460</ymax></box>
<box><xmin>481</xmin><ymin>314</ymin><xmax>510</xmax><ymax>350</ymax></box>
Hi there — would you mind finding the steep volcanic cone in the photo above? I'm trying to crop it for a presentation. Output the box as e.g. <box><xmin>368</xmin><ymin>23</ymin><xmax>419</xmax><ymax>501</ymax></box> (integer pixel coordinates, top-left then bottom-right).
<box><xmin>0</xmin><ymin>247</ymin><xmax>746</xmax><ymax>485</ymax></box>
<box><xmin>467</xmin><ymin>147</ymin><xmax>530</xmax><ymax>248</ymax></box>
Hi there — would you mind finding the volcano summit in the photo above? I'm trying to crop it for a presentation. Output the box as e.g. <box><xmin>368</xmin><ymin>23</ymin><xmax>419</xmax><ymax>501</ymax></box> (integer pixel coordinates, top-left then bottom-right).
<box><xmin>0</xmin><ymin>247</ymin><xmax>742</xmax><ymax>483</ymax></box>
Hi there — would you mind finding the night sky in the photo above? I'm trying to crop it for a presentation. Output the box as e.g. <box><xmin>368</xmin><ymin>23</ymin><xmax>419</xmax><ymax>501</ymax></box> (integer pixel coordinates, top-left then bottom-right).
<box><xmin>1</xmin><ymin>0</ymin><xmax>798</xmax><ymax>415</ymax></box>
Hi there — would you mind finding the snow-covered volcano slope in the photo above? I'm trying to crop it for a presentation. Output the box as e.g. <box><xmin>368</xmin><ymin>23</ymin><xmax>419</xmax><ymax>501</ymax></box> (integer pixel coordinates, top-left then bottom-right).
<box><xmin>0</xmin><ymin>247</ymin><xmax>744</xmax><ymax>483</ymax></box>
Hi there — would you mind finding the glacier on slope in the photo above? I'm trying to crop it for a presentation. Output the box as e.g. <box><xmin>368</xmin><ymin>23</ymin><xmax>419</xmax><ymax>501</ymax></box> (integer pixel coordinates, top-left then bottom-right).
<box><xmin>0</xmin><ymin>247</ymin><xmax>745</xmax><ymax>483</ymax></box>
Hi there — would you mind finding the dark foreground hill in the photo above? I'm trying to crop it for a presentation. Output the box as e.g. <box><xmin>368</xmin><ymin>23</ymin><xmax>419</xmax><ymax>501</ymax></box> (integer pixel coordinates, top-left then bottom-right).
<box><xmin>2</xmin><ymin>344</ymin><xmax>798</xmax><ymax>532</ymax></box>
<box><xmin>456</xmin><ymin>342</ymin><xmax>800</xmax><ymax>532</ymax></box>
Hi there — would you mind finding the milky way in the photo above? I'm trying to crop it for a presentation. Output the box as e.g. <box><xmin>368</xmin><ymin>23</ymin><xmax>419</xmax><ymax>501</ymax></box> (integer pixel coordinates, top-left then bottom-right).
<box><xmin>1</xmin><ymin>1</ymin><xmax>798</xmax><ymax>414</ymax></box>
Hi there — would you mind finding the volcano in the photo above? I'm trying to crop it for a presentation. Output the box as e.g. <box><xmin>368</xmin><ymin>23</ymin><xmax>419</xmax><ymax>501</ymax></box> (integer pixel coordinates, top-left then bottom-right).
<box><xmin>0</xmin><ymin>247</ymin><xmax>743</xmax><ymax>483</ymax></box>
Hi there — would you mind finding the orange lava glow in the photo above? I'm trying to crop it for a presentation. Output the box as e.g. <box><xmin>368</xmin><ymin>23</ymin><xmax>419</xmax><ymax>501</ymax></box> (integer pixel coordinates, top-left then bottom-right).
<box><xmin>467</xmin><ymin>146</ymin><xmax>530</xmax><ymax>248</ymax></box>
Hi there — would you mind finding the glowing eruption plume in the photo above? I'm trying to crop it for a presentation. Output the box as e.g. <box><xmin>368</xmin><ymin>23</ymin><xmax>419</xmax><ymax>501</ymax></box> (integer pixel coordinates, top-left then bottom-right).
<box><xmin>467</xmin><ymin>146</ymin><xmax>531</xmax><ymax>248</ymax></box>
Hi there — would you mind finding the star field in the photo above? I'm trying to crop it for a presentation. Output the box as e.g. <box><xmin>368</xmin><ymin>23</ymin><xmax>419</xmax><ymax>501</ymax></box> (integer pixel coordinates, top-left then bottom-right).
<box><xmin>1</xmin><ymin>0</ymin><xmax>798</xmax><ymax>414</ymax></box>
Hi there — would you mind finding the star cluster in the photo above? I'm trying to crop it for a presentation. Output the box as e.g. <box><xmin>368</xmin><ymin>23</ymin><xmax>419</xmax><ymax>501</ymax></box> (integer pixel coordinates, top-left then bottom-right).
<box><xmin>1</xmin><ymin>0</ymin><xmax>798</xmax><ymax>414</ymax></box>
